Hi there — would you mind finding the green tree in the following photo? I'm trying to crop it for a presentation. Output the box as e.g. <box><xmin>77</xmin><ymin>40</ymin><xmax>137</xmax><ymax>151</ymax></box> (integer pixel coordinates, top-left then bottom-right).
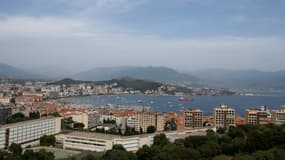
<box><xmin>136</xmin><ymin>145</ymin><xmax>156</xmax><ymax>160</ymax></box>
<box><xmin>174</xmin><ymin>139</ymin><xmax>185</xmax><ymax>147</ymax></box>
<box><xmin>153</xmin><ymin>144</ymin><xmax>201</xmax><ymax>160</ymax></box>
<box><xmin>40</xmin><ymin>135</ymin><xmax>56</xmax><ymax>146</ymax></box>
<box><xmin>112</xmin><ymin>144</ymin><xmax>126</xmax><ymax>151</ymax></box>
<box><xmin>217</xmin><ymin>128</ymin><xmax>226</xmax><ymax>134</ymax></box>
<box><xmin>164</xmin><ymin>119</ymin><xmax>177</xmax><ymax>131</ymax></box>
<box><xmin>50</xmin><ymin>112</ymin><xmax>61</xmax><ymax>117</ymax></box>
<box><xmin>73</xmin><ymin>123</ymin><xmax>85</xmax><ymax>129</ymax></box>
<box><xmin>153</xmin><ymin>134</ymin><xmax>169</xmax><ymax>147</ymax></box>
<box><xmin>227</xmin><ymin>126</ymin><xmax>245</xmax><ymax>139</ymax></box>
<box><xmin>252</xmin><ymin>150</ymin><xmax>274</xmax><ymax>160</ymax></box>
<box><xmin>0</xmin><ymin>150</ymin><xmax>8</xmax><ymax>160</ymax></box>
<box><xmin>146</xmin><ymin>126</ymin><xmax>156</xmax><ymax>133</ymax></box>
<box><xmin>103</xmin><ymin>149</ymin><xmax>137</xmax><ymax>160</ymax></box>
<box><xmin>7</xmin><ymin>113</ymin><xmax>28</xmax><ymax>123</ymax></box>
<box><xmin>184</xmin><ymin>136</ymin><xmax>208</xmax><ymax>148</ymax></box>
<box><xmin>198</xmin><ymin>141</ymin><xmax>221</xmax><ymax>158</ymax></box>
<box><xmin>8</xmin><ymin>143</ymin><xmax>22</xmax><ymax>156</ymax></box>
<box><xmin>36</xmin><ymin>149</ymin><xmax>55</xmax><ymax>160</ymax></box>
<box><xmin>233</xmin><ymin>153</ymin><xmax>255</xmax><ymax>160</ymax></box>
<box><xmin>213</xmin><ymin>155</ymin><xmax>232</xmax><ymax>160</ymax></box>
<box><xmin>29</xmin><ymin>112</ymin><xmax>40</xmax><ymax>119</ymax></box>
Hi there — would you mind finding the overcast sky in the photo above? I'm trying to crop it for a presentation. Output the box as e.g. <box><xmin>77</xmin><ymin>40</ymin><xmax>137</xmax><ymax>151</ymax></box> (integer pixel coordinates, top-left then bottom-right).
<box><xmin>0</xmin><ymin>0</ymin><xmax>285</xmax><ymax>75</ymax></box>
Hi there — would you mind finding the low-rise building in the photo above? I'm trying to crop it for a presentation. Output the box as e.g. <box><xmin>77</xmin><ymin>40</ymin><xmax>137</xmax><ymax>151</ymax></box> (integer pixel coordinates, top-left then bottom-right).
<box><xmin>0</xmin><ymin>97</ymin><xmax>11</xmax><ymax>105</ymax></box>
<box><xmin>62</xmin><ymin>131</ymin><xmax>154</xmax><ymax>152</ymax></box>
<box><xmin>61</xmin><ymin>128</ymin><xmax>213</xmax><ymax>153</ymax></box>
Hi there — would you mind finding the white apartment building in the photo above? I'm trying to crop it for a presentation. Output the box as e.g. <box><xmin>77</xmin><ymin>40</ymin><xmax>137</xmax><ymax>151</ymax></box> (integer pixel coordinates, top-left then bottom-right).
<box><xmin>213</xmin><ymin>104</ymin><xmax>235</xmax><ymax>128</ymax></box>
<box><xmin>0</xmin><ymin>117</ymin><xmax>61</xmax><ymax>149</ymax></box>
<box><xmin>127</xmin><ymin>115</ymin><xmax>139</xmax><ymax>129</ymax></box>
<box><xmin>88</xmin><ymin>113</ymin><xmax>101</xmax><ymax>129</ymax></box>
<box><xmin>272</xmin><ymin>105</ymin><xmax>285</xmax><ymax>125</ymax></box>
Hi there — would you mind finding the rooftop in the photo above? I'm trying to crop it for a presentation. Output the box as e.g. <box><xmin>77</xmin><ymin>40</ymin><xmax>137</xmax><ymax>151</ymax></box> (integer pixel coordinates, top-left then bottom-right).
<box><xmin>0</xmin><ymin>117</ymin><xmax>61</xmax><ymax>128</ymax></box>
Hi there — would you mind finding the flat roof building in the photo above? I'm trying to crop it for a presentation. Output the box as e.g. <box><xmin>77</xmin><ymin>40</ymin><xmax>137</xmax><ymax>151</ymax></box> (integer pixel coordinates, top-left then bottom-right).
<box><xmin>138</xmin><ymin>112</ymin><xmax>156</xmax><ymax>133</ymax></box>
<box><xmin>213</xmin><ymin>104</ymin><xmax>235</xmax><ymax>128</ymax></box>
<box><xmin>245</xmin><ymin>107</ymin><xmax>270</xmax><ymax>125</ymax></box>
<box><xmin>0</xmin><ymin>106</ymin><xmax>12</xmax><ymax>124</ymax></box>
<box><xmin>0</xmin><ymin>117</ymin><xmax>61</xmax><ymax>149</ymax></box>
<box><xmin>62</xmin><ymin>131</ymin><xmax>154</xmax><ymax>152</ymax></box>
<box><xmin>184</xmin><ymin>109</ymin><xmax>203</xmax><ymax>128</ymax></box>
<box><xmin>272</xmin><ymin>105</ymin><xmax>285</xmax><ymax>125</ymax></box>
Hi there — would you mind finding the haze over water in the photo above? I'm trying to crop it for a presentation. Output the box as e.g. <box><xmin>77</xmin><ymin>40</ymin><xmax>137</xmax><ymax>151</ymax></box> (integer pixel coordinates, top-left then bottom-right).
<box><xmin>61</xmin><ymin>90</ymin><xmax>285</xmax><ymax>116</ymax></box>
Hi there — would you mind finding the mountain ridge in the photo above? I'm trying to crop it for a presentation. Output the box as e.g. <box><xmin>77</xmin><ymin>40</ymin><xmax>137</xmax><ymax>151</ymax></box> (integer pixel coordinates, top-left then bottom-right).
<box><xmin>72</xmin><ymin>66</ymin><xmax>199</xmax><ymax>85</ymax></box>
<box><xmin>0</xmin><ymin>63</ymin><xmax>47</xmax><ymax>80</ymax></box>
<box><xmin>191</xmin><ymin>69</ymin><xmax>285</xmax><ymax>89</ymax></box>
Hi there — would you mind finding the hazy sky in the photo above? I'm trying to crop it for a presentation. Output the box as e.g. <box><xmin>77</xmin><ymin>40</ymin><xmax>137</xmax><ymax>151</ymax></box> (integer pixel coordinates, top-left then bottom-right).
<box><xmin>0</xmin><ymin>0</ymin><xmax>285</xmax><ymax>75</ymax></box>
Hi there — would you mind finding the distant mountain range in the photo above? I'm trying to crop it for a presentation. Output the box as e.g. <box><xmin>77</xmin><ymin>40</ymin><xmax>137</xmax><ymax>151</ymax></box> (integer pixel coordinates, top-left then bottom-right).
<box><xmin>191</xmin><ymin>69</ymin><xmax>285</xmax><ymax>89</ymax></box>
<box><xmin>1</xmin><ymin>62</ymin><xmax>285</xmax><ymax>89</ymax></box>
<box><xmin>72</xmin><ymin>66</ymin><xmax>199</xmax><ymax>85</ymax></box>
<box><xmin>0</xmin><ymin>63</ymin><xmax>46</xmax><ymax>80</ymax></box>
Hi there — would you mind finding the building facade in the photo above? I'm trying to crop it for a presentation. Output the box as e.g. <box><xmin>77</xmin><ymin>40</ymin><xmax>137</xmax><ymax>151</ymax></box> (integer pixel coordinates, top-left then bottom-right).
<box><xmin>69</xmin><ymin>113</ymin><xmax>89</xmax><ymax>129</ymax></box>
<box><xmin>213</xmin><ymin>105</ymin><xmax>235</xmax><ymax>128</ymax></box>
<box><xmin>138</xmin><ymin>112</ymin><xmax>156</xmax><ymax>133</ymax></box>
<box><xmin>0</xmin><ymin>117</ymin><xmax>61</xmax><ymax>149</ymax></box>
<box><xmin>88</xmin><ymin>113</ymin><xmax>101</xmax><ymax>129</ymax></box>
<box><xmin>62</xmin><ymin>131</ymin><xmax>154</xmax><ymax>152</ymax></box>
<box><xmin>0</xmin><ymin>106</ymin><xmax>12</xmax><ymax>124</ymax></box>
<box><xmin>184</xmin><ymin>109</ymin><xmax>203</xmax><ymax>128</ymax></box>
<box><xmin>272</xmin><ymin>106</ymin><xmax>285</xmax><ymax>125</ymax></box>
<box><xmin>245</xmin><ymin>108</ymin><xmax>269</xmax><ymax>125</ymax></box>
<box><xmin>155</xmin><ymin>113</ymin><xmax>165</xmax><ymax>132</ymax></box>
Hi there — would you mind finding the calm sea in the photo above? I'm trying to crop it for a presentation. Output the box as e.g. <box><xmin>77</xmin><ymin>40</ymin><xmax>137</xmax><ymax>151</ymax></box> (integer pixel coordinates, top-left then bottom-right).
<box><xmin>60</xmin><ymin>90</ymin><xmax>285</xmax><ymax>116</ymax></box>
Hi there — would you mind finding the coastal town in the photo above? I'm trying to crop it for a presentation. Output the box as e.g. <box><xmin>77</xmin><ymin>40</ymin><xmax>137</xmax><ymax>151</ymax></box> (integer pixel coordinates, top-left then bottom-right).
<box><xmin>1</xmin><ymin>79</ymin><xmax>285</xmax><ymax>159</ymax></box>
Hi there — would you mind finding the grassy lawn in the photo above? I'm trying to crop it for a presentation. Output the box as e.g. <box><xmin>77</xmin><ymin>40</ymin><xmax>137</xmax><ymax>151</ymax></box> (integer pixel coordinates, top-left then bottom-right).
<box><xmin>32</xmin><ymin>147</ymin><xmax>81</xmax><ymax>160</ymax></box>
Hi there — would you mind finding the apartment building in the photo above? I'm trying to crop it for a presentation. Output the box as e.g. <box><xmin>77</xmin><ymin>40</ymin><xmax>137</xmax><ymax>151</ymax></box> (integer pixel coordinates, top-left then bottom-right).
<box><xmin>184</xmin><ymin>109</ymin><xmax>203</xmax><ymax>128</ymax></box>
<box><xmin>88</xmin><ymin>113</ymin><xmax>101</xmax><ymax>129</ymax></box>
<box><xmin>0</xmin><ymin>117</ymin><xmax>61</xmax><ymax>149</ymax></box>
<box><xmin>156</xmin><ymin>113</ymin><xmax>165</xmax><ymax>132</ymax></box>
<box><xmin>176</xmin><ymin>113</ymin><xmax>185</xmax><ymax>130</ymax></box>
<box><xmin>0</xmin><ymin>106</ymin><xmax>12</xmax><ymax>124</ymax></box>
<box><xmin>69</xmin><ymin>113</ymin><xmax>89</xmax><ymax>129</ymax></box>
<box><xmin>272</xmin><ymin>105</ymin><xmax>285</xmax><ymax>125</ymax></box>
<box><xmin>127</xmin><ymin>115</ymin><xmax>139</xmax><ymax>129</ymax></box>
<box><xmin>213</xmin><ymin>104</ymin><xmax>235</xmax><ymax>128</ymax></box>
<box><xmin>245</xmin><ymin>108</ymin><xmax>269</xmax><ymax>125</ymax></box>
<box><xmin>138</xmin><ymin>112</ymin><xmax>156</xmax><ymax>133</ymax></box>
<box><xmin>126</xmin><ymin>112</ymin><xmax>160</xmax><ymax>133</ymax></box>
